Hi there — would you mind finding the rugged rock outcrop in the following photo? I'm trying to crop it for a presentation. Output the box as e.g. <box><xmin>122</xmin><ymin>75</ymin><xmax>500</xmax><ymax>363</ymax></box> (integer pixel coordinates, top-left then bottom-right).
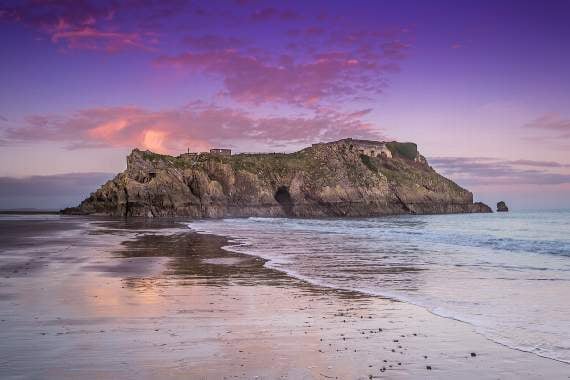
<box><xmin>497</xmin><ymin>201</ymin><xmax>509</xmax><ymax>212</ymax></box>
<box><xmin>63</xmin><ymin>139</ymin><xmax>492</xmax><ymax>217</ymax></box>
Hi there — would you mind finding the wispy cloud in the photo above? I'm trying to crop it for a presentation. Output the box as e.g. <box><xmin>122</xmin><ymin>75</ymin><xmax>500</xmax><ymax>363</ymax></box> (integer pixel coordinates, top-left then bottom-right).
<box><xmin>0</xmin><ymin>1</ymin><xmax>163</xmax><ymax>52</ymax></box>
<box><xmin>156</xmin><ymin>30</ymin><xmax>409</xmax><ymax>107</ymax></box>
<box><xmin>1</xmin><ymin>103</ymin><xmax>382</xmax><ymax>154</ymax></box>
<box><xmin>49</xmin><ymin>25</ymin><xmax>152</xmax><ymax>52</ymax></box>
<box><xmin>156</xmin><ymin>49</ymin><xmax>396</xmax><ymax>106</ymax></box>
<box><xmin>430</xmin><ymin>157</ymin><xmax>570</xmax><ymax>186</ymax></box>
<box><xmin>525</xmin><ymin>113</ymin><xmax>570</xmax><ymax>138</ymax></box>
<box><xmin>159</xmin><ymin>5</ymin><xmax>410</xmax><ymax>108</ymax></box>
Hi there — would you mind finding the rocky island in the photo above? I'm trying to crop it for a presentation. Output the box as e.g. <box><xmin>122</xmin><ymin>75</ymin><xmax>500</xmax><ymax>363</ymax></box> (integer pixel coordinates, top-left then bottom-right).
<box><xmin>63</xmin><ymin>138</ymin><xmax>491</xmax><ymax>217</ymax></box>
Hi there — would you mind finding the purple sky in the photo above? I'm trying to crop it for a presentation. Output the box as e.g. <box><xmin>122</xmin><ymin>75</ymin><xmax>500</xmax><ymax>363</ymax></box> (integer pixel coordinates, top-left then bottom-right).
<box><xmin>1</xmin><ymin>0</ymin><xmax>569</xmax><ymax>210</ymax></box>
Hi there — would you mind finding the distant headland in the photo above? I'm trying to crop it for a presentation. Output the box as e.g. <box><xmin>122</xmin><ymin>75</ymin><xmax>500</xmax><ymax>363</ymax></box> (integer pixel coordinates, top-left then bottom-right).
<box><xmin>62</xmin><ymin>138</ymin><xmax>492</xmax><ymax>217</ymax></box>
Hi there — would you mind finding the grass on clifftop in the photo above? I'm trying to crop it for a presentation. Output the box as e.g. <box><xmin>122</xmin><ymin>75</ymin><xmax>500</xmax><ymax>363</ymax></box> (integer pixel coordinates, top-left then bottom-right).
<box><xmin>227</xmin><ymin>151</ymin><xmax>318</xmax><ymax>176</ymax></box>
<box><xmin>141</xmin><ymin>151</ymin><xmax>189</xmax><ymax>169</ymax></box>
<box><xmin>386</xmin><ymin>142</ymin><xmax>418</xmax><ymax>160</ymax></box>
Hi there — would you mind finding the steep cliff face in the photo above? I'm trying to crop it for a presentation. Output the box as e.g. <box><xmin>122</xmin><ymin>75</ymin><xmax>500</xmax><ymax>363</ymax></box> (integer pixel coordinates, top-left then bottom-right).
<box><xmin>63</xmin><ymin>139</ymin><xmax>491</xmax><ymax>217</ymax></box>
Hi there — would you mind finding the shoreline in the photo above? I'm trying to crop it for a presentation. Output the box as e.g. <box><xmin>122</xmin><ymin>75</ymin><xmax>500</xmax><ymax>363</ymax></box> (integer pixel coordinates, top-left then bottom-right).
<box><xmin>1</xmin><ymin>216</ymin><xmax>569</xmax><ymax>379</ymax></box>
<box><xmin>190</xmin><ymin>224</ymin><xmax>570</xmax><ymax>367</ymax></box>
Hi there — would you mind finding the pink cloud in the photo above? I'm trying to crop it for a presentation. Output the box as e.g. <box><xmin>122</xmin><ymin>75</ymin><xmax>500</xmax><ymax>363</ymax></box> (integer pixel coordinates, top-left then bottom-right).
<box><xmin>430</xmin><ymin>157</ymin><xmax>570</xmax><ymax>186</ymax></box>
<box><xmin>0</xmin><ymin>1</ymin><xmax>157</xmax><ymax>52</ymax></box>
<box><xmin>525</xmin><ymin>113</ymin><xmax>570</xmax><ymax>138</ymax></box>
<box><xmin>2</xmin><ymin>104</ymin><xmax>383</xmax><ymax>154</ymax></box>
<box><xmin>156</xmin><ymin>20</ymin><xmax>411</xmax><ymax>107</ymax></box>
<box><xmin>156</xmin><ymin>46</ymin><xmax>399</xmax><ymax>106</ymax></box>
<box><xmin>50</xmin><ymin>26</ymin><xmax>150</xmax><ymax>52</ymax></box>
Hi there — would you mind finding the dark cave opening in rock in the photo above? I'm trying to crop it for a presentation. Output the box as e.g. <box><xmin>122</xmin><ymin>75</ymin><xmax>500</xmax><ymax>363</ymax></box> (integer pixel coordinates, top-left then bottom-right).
<box><xmin>274</xmin><ymin>186</ymin><xmax>294</xmax><ymax>215</ymax></box>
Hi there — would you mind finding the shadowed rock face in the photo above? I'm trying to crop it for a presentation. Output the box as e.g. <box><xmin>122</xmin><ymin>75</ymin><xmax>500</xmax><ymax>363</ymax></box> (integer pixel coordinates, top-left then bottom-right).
<box><xmin>274</xmin><ymin>186</ymin><xmax>294</xmax><ymax>216</ymax></box>
<box><xmin>63</xmin><ymin>139</ymin><xmax>491</xmax><ymax>217</ymax></box>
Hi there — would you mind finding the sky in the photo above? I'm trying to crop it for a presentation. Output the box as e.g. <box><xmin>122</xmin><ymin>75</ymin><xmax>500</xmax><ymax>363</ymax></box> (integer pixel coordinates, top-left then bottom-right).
<box><xmin>1</xmin><ymin>0</ymin><xmax>569</xmax><ymax>210</ymax></box>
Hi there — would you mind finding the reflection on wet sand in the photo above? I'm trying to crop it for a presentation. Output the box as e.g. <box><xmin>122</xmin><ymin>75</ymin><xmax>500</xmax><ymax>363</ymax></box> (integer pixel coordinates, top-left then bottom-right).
<box><xmin>117</xmin><ymin>232</ymin><xmax>292</xmax><ymax>287</ymax></box>
<box><xmin>1</xmin><ymin>216</ymin><xmax>569</xmax><ymax>379</ymax></box>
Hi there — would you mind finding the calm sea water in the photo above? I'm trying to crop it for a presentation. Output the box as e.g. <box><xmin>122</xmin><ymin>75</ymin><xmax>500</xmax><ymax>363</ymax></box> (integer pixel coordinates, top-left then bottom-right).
<box><xmin>188</xmin><ymin>210</ymin><xmax>570</xmax><ymax>363</ymax></box>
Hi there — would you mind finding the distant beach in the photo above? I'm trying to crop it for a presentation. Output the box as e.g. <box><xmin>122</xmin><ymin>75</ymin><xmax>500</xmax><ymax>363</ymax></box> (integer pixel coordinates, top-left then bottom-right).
<box><xmin>0</xmin><ymin>214</ymin><xmax>569</xmax><ymax>379</ymax></box>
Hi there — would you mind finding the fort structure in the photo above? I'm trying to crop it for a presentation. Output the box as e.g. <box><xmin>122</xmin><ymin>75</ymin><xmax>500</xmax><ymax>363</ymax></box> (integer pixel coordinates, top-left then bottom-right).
<box><xmin>313</xmin><ymin>138</ymin><xmax>393</xmax><ymax>158</ymax></box>
<box><xmin>210</xmin><ymin>148</ymin><xmax>232</xmax><ymax>156</ymax></box>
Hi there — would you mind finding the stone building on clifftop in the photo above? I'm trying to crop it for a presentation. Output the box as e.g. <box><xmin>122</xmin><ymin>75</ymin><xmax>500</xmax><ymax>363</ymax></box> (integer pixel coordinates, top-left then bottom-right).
<box><xmin>313</xmin><ymin>138</ymin><xmax>393</xmax><ymax>158</ymax></box>
<box><xmin>210</xmin><ymin>148</ymin><xmax>231</xmax><ymax>156</ymax></box>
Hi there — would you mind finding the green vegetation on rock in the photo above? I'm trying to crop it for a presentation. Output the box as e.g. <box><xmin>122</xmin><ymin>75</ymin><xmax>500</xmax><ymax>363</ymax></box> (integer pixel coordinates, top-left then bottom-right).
<box><xmin>386</xmin><ymin>142</ymin><xmax>418</xmax><ymax>160</ymax></box>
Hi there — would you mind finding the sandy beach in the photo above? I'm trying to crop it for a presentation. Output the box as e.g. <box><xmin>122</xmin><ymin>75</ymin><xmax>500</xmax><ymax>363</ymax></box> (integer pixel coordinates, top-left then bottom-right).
<box><xmin>1</xmin><ymin>216</ymin><xmax>569</xmax><ymax>379</ymax></box>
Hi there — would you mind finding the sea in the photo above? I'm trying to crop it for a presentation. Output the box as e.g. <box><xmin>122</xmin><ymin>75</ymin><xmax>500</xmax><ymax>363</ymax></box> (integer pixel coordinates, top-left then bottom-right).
<box><xmin>187</xmin><ymin>210</ymin><xmax>570</xmax><ymax>363</ymax></box>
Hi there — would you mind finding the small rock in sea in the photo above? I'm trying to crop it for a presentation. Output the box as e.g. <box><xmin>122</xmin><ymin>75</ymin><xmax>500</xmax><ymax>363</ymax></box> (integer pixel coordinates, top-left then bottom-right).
<box><xmin>470</xmin><ymin>352</ymin><xmax>477</xmax><ymax>357</ymax></box>
<box><xmin>426</xmin><ymin>365</ymin><xmax>432</xmax><ymax>370</ymax></box>
<box><xmin>497</xmin><ymin>201</ymin><xmax>509</xmax><ymax>212</ymax></box>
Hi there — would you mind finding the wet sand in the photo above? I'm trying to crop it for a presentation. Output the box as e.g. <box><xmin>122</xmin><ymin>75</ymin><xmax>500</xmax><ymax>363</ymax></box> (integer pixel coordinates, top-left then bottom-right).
<box><xmin>1</xmin><ymin>216</ymin><xmax>569</xmax><ymax>379</ymax></box>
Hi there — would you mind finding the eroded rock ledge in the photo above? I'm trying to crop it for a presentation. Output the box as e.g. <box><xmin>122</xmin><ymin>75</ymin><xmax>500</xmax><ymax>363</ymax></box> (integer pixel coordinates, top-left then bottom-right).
<box><xmin>63</xmin><ymin>139</ymin><xmax>492</xmax><ymax>217</ymax></box>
